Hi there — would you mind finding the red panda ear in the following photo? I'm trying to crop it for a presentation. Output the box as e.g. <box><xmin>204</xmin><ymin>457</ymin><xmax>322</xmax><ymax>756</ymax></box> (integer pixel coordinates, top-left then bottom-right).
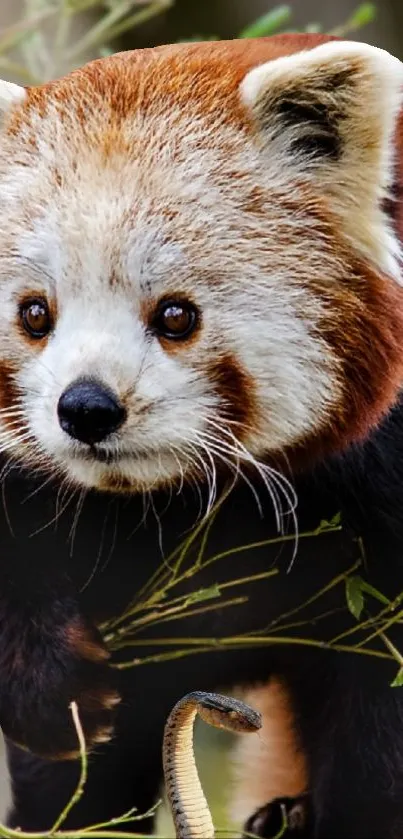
<box><xmin>240</xmin><ymin>41</ymin><xmax>403</xmax><ymax>283</ymax></box>
<box><xmin>0</xmin><ymin>80</ymin><xmax>26</xmax><ymax>126</ymax></box>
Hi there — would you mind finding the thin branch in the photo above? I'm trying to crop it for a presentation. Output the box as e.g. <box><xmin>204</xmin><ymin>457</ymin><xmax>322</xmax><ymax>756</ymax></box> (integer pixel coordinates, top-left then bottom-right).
<box><xmin>50</xmin><ymin>701</ymin><xmax>88</xmax><ymax>832</ymax></box>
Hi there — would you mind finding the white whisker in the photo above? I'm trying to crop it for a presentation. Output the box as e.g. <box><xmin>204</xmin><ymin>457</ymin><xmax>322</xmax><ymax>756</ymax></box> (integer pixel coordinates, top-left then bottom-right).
<box><xmin>170</xmin><ymin>411</ymin><xmax>300</xmax><ymax>564</ymax></box>
<box><xmin>68</xmin><ymin>488</ymin><xmax>86</xmax><ymax>557</ymax></box>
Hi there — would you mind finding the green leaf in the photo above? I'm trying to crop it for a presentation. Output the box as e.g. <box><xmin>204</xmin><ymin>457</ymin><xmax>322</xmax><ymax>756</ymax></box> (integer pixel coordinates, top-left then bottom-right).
<box><xmin>186</xmin><ymin>584</ymin><xmax>221</xmax><ymax>604</ymax></box>
<box><xmin>348</xmin><ymin>2</ymin><xmax>377</xmax><ymax>28</ymax></box>
<box><xmin>240</xmin><ymin>5</ymin><xmax>292</xmax><ymax>39</ymax></box>
<box><xmin>345</xmin><ymin>575</ymin><xmax>365</xmax><ymax>620</ymax></box>
<box><xmin>359</xmin><ymin>581</ymin><xmax>390</xmax><ymax>607</ymax></box>
<box><xmin>316</xmin><ymin>512</ymin><xmax>342</xmax><ymax>534</ymax></box>
<box><xmin>391</xmin><ymin>667</ymin><xmax>403</xmax><ymax>687</ymax></box>
<box><xmin>330</xmin><ymin>2</ymin><xmax>376</xmax><ymax>37</ymax></box>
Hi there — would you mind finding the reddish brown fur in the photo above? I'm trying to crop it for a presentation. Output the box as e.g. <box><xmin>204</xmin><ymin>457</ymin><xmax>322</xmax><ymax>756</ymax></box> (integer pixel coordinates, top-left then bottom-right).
<box><xmin>76</xmin><ymin>690</ymin><xmax>120</xmax><ymax>713</ymax></box>
<box><xmin>8</xmin><ymin>36</ymin><xmax>340</xmax><ymax>145</ymax></box>
<box><xmin>232</xmin><ymin>679</ymin><xmax>308</xmax><ymax>823</ymax></box>
<box><xmin>283</xmin><ymin>250</ymin><xmax>403</xmax><ymax>470</ymax></box>
<box><xmin>206</xmin><ymin>353</ymin><xmax>258</xmax><ymax>438</ymax></box>
<box><xmin>65</xmin><ymin>619</ymin><xmax>110</xmax><ymax>663</ymax></box>
<box><xmin>0</xmin><ymin>362</ymin><xmax>22</xmax><ymax>432</ymax></box>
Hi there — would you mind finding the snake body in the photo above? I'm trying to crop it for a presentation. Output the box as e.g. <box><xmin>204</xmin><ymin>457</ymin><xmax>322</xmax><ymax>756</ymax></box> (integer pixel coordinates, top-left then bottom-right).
<box><xmin>163</xmin><ymin>691</ymin><xmax>262</xmax><ymax>839</ymax></box>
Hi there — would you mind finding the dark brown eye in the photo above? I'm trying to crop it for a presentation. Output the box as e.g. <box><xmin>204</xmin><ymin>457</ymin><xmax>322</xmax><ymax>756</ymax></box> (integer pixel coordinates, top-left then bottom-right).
<box><xmin>153</xmin><ymin>299</ymin><xmax>198</xmax><ymax>340</ymax></box>
<box><xmin>20</xmin><ymin>298</ymin><xmax>51</xmax><ymax>339</ymax></box>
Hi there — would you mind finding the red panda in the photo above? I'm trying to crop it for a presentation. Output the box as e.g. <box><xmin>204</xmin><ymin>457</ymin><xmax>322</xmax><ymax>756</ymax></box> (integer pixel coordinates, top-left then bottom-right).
<box><xmin>0</xmin><ymin>33</ymin><xmax>403</xmax><ymax>838</ymax></box>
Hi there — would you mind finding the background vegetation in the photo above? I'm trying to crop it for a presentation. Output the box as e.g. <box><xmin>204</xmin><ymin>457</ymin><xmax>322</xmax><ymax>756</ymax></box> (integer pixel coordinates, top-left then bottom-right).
<box><xmin>0</xmin><ymin>0</ymin><xmax>392</xmax><ymax>85</ymax></box>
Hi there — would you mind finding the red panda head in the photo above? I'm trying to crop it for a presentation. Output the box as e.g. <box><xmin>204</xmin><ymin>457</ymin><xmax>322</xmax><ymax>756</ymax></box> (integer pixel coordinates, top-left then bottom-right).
<box><xmin>0</xmin><ymin>35</ymin><xmax>402</xmax><ymax>493</ymax></box>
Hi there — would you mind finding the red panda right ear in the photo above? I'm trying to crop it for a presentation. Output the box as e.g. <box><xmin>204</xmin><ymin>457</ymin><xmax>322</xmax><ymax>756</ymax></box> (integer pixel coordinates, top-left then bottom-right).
<box><xmin>0</xmin><ymin>80</ymin><xmax>26</xmax><ymax>127</ymax></box>
<box><xmin>240</xmin><ymin>41</ymin><xmax>403</xmax><ymax>170</ymax></box>
<box><xmin>240</xmin><ymin>41</ymin><xmax>403</xmax><ymax>284</ymax></box>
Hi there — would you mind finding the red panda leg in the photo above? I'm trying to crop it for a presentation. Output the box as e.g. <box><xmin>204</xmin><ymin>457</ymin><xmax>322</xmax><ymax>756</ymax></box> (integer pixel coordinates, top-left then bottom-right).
<box><xmin>230</xmin><ymin>678</ymin><xmax>308</xmax><ymax>829</ymax></box>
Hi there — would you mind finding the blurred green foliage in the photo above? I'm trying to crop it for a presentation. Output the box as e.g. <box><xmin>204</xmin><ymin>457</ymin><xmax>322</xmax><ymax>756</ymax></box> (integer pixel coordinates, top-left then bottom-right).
<box><xmin>239</xmin><ymin>2</ymin><xmax>376</xmax><ymax>38</ymax></box>
<box><xmin>0</xmin><ymin>1</ymin><xmax>377</xmax><ymax>84</ymax></box>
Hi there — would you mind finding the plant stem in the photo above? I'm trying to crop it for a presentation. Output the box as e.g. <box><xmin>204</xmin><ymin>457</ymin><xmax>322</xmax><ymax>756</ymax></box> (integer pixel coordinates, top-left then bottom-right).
<box><xmin>66</xmin><ymin>0</ymin><xmax>172</xmax><ymax>62</ymax></box>
<box><xmin>114</xmin><ymin>633</ymin><xmax>394</xmax><ymax>669</ymax></box>
<box><xmin>50</xmin><ymin>702</ymin><xmax>88</xmax><ymax>832</ymax></box>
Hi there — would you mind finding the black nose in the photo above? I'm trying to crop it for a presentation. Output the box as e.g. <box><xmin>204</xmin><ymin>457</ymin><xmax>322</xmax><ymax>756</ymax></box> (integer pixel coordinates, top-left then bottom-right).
<box><xmin>57</xmin><ymin>379</ymin><xmax>126</xmax><ymax>445</ymax></box>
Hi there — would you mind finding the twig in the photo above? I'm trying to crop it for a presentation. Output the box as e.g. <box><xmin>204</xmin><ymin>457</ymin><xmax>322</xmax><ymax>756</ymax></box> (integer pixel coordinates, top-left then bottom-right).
<box><xmin>114</xmin><ymin>632</ymin><xmax>394</xmax><ymax>669</ymax></box>
<box><xmin>66</xmin><ymin>0</ymin><xmax>172</xmax><ymax>61</ymax></box>
<box><xmin>50</xmin><ymin>701</ymin><xmax>88</xmax><ymax>832</ymax></box>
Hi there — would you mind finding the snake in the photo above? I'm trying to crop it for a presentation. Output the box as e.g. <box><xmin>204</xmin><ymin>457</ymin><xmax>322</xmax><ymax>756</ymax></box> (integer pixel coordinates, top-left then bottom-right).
<box><xmin>163</xmin><ymin>690</ymin><xmax>262</xmax><ymax>839</ymax></box>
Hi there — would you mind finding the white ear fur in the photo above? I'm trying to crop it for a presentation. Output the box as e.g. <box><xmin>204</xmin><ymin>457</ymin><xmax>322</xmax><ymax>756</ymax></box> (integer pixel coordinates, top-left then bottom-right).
<box><xmin>240</xmin><ymin>41</ymin><xmax>403</xmax><ymax>283</ymax></box>
<box><xmin>0</xmin><ymin>79</ymin><xmax>26</xmax><ymax>123</ymax></box>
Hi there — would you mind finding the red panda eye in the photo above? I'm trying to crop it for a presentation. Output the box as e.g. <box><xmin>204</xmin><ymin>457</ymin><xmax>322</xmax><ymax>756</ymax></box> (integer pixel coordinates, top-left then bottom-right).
<box><xmin>20</xmin><ymin>298</ymin><xmax>52</xmax><ymax>339</ymax></box>
<box><xmin>153</xmin><ymin>300</ymin><xmax>198</xmax><ymax>340</ymax></box>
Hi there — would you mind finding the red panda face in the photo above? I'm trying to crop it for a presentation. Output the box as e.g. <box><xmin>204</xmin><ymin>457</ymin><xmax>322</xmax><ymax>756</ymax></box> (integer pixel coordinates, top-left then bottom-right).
<box><xmin>0</xmin><ymin>36</ymin><xmax>402</xmax><ymax>493</ymax></box>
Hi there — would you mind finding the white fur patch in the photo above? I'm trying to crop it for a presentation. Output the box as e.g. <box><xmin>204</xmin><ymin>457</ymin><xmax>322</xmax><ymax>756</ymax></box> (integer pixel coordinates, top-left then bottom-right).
<box><xmin>0</xmin><ymin>80</ymin><xmax>26</xmax><ymax>119</ymax></box>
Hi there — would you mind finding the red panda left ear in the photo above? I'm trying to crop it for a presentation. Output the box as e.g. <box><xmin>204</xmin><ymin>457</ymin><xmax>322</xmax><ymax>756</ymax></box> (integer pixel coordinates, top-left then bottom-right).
<box><xmin>0</xmin><ymin>80</ymin><xmax>26</xmax><ymax>127</ymax></box>
<box><xmin>240</xmin><ymin>41</ymin><xmax>403</xmax><ymax>283</ymax></box>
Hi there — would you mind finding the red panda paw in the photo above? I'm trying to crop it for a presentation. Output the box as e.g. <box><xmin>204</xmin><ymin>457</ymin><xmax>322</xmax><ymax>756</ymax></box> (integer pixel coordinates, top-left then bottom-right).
<box><xmin>243</xmin><ymin>794</ymin><xmax>312</xmax><ymax>838</ymax></box>
<box><xmin>0</xmin><ymin>610</ymin><xmax>119</xmax><ymax>760</ymax></box>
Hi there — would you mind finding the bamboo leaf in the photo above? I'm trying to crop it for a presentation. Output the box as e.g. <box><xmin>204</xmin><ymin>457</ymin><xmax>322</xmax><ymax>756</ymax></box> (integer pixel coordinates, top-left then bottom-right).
<box><xmin>346</xmin><ymin>575</ymin><xmax>365</xmax><ymax>620</ymax></box>
<box><xmin>185</xmin><ymin>584</ymin><xmax>221</xmax><ymax>604</ymax></box>
<box><xmin>391</xmin><ymin>667</ymin><xmax>403</xmax><ymax>688</ymax></box>
<box><xmin>240</xmin><ymin>6</ymin><xmax>292</xmax><ymax>39</ymax></box>
<box><xmin>359</xmin><ymin>581</ymin><xmax>390</xmax><ymax>607</ymax></box>
<box><xmin>348</xmin><ymin>2</ymin><xmax>377</xmax><ymax>28</ymax></box>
